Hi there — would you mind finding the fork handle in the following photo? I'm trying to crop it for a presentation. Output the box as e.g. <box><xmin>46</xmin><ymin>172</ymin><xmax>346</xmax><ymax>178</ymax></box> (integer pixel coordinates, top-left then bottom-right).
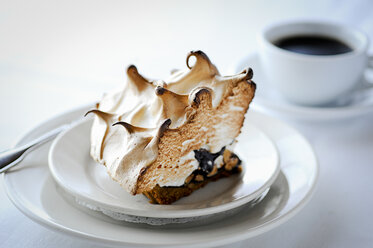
<box><xmin>0</xmin><ymin>124</ymin><xmax>69</xmax><ymax>173</ymax></box>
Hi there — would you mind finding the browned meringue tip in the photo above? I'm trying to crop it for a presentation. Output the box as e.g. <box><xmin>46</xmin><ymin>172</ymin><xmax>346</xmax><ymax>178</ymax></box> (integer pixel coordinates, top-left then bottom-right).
<box><xmin>159</xmin><ymin>118</ymin><xmax>172</xmax><ymax>135</ymax></box>
<box><xmin>241</xmin><ymin>67</ymin><xmax>254</xmax><ymax>80</ymax></box>
<box><xmin>154</xmin><ymin>86</ymin><xmax>167</xmax><ymax>96</ymax></box>
<box><xmin>112</xmin><ymin>118</ymin><xmax>172</xmax><ymax>137</ymax></box>
<box><xmin>84</xmin><ymin>110</ymin><xmax>92</xmax><ymax>117</ymax></box>
<box><xmin>85</xmin><ymin>109</ymin><xmax>114</xmax><ymax>121</ymax></box>
<box><xmin>155</xmin><ymin>86</ymin><xmax>189</xmax><ymax>104</ymax></box>
<box><xmin>190</xmin><ymin>87</ymin><xmax>213</xmax><ymax>108</ymax></box>
<box><xmin>127</xmin><ymin>64</ymin><xmax>137</xmax><ymax>71</ymax></box>
<box><xmin>186</xmin><ymin>50</ymin><xmax>211</xmax><ymax>69</ymax></box>
<box><xmin>126</xmin><ymin>64</ymin><xmax>152</xmax><ymax>91</ymax></box>
<box><xmin>144</xmin><ymin>119</ymin><xmax>172</xmax><ymax>151</ymax></box>
<box><xmin>112</xmin><ymin>121</ymin><xmax>150</xmax><ymax>134</ymax></box>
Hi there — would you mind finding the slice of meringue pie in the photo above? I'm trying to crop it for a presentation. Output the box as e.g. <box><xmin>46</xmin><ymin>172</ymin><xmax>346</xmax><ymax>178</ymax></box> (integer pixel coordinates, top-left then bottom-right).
<box><xmin>86</xmin><ymin>51</ymin><xmax>256</xmax><ymax>204</ymax></box>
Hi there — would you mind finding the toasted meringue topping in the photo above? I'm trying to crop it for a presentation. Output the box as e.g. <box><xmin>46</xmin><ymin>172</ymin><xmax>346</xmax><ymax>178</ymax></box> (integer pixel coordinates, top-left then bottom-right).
<box><xmin>87</xmin><ymin>50</ymin><xmax>253</xmax><ymax>193</ymax></box>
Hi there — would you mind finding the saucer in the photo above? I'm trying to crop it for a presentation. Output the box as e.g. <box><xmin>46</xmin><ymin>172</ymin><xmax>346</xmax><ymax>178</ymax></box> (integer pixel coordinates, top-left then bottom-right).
<box><xmin>3</xmin><ymin>105</ymin><xmax>318</xmax><ymax>247</ymax></box>
<box><xmin>48</xmin><ymin>118</ymin><xmax>279</xmax><ymax>219</ymax></box>
<box><xmin>234</xmin><ymin>53</ymin><xmax>373</xmax><ymax>121</ymax></box>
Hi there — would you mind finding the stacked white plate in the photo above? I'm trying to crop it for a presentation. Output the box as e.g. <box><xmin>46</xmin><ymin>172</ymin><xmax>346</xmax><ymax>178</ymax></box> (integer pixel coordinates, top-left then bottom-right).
<box><xmin>48</xmin><ymin>118</ymin><xmax>280</xmax><ymax>225</ymax></box>
<box><xmin>3</xmin><ymin>105</ymin><xmax>318</xmax><ymax>247</ymax></box>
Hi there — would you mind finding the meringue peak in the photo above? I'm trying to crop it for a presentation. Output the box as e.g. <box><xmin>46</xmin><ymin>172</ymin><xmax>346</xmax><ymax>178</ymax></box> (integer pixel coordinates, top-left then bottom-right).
<box><xmin>85</xmin><ymin>109</ymin><xmax>114</xmax><ymax>121</ymax></box>
<box><xmin>113</xmin><ymin>121</ymin><xmax>152</xmax><ymax>134</ymax></box>
<box><xmin>126</xmin><ymin>65</ymin><xmax>154</xmax><ymax>92</ymax></box>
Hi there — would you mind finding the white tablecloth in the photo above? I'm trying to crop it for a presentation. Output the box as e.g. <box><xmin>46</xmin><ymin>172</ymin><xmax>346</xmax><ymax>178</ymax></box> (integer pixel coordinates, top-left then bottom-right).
<box><xmin>1</xmin><ymin>0</ymin><xmax>373</xmax><ymax>247</ymax></box>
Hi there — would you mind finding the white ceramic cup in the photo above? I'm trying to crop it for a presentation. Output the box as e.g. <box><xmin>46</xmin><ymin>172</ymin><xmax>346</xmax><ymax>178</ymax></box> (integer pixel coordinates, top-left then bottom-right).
<box><xmin>258</xmin><ymin>20</ymin><xmax>373</xmax><ymax>106</ymax></box>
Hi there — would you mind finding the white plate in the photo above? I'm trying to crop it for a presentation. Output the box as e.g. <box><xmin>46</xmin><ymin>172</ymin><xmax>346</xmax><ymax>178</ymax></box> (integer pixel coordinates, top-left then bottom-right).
<box><xmin>234</xmin><ymin>53</ymin><xmax>373</xmax><ymax>121</ymax></box>
<box><xmin>3</xmin><ymin>105</ymin><xmax>318</xmax><ymax>248</ymax></box>
<box><xmin>48</xmin><ymin>118</ymin><xmax>280</xmax><ymax>219</ymax></box>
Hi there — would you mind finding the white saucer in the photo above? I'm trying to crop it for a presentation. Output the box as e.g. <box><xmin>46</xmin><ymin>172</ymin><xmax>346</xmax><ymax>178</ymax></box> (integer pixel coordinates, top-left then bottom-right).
<box><xmin>48</xmin><ymin>118</ymin><xmax>280</xmax><ymax>219</ymax></box>
<box><xmin>234</xmin><ymin>53</ymin><xmax>373</xmax><ymax>121</ymax></box>
<box><xmin>3</xmin><ymin>105</ymin><xmax>318</xmax><ymax>247</ymax></box>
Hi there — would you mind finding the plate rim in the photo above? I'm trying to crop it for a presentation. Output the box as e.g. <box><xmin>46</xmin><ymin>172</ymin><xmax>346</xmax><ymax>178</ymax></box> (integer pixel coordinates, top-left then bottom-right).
<box><xmin>2</xmin><ymin>104</ymin><xmax>319</xmax><ymax>247</ymax></box>
<box><xmin>48</xmin><ymin>117</ymin><xmax>280</xmax><ymax>218</ymax></box>
<box><xmin>233</xmin><ymin>53</ymin><xmax>373</xmax><ymax>121</ymax></box>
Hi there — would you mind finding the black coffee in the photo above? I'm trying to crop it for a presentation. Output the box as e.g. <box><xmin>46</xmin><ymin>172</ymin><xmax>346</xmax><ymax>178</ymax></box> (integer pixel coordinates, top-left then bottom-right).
<box><xmin>275</xmin><ymin>35</ymin><xmax>352</xmax><ymax>55</ymax></box>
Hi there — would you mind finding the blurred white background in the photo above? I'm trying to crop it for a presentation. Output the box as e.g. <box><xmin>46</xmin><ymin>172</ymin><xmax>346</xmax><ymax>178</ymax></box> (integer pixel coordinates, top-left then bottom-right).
<box><xmin>1</xmin><ymin>0</ymin><xmax>373</xmax><ymax>150</ymax></box>
<box><xmin>1</xmin><ymin>1</ymin><xmax>373</xmax><ymax>248</ymax></box>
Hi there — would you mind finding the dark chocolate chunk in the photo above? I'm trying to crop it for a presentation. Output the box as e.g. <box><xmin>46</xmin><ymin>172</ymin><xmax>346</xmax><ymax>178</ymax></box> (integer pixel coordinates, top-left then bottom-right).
<box><xmin>193</xmin><ymin>147</ymin><xmax>225</xmax><ymax>174</ymax></box>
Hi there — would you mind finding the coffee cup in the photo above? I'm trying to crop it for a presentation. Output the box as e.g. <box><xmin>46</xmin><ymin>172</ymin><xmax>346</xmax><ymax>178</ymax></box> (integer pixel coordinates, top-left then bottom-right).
<box><xmin>258</xmin><ymin>20</ymin><xmax>373</xmax><ymax>106</ymax></box>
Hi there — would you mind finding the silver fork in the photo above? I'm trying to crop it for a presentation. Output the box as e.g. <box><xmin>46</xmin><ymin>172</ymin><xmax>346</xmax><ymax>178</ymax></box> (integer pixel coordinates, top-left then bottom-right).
<box><xmin>0</xmin><ymin>124</ymin><xmax>69</xmax><ymax>173</ymax></box>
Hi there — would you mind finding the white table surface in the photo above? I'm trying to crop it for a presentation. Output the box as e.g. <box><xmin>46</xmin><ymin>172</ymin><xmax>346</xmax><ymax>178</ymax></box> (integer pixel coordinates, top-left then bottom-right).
<box><xmin>1</xmin><ymin>0</ymin><xmax>373</xmax><ymax>247</ymax></box>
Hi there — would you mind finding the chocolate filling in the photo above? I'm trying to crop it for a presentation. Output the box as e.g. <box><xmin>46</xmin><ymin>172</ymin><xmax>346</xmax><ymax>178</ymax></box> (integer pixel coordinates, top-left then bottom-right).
<box><xmin>193</xmin><ymin>147</ymin><xmax>226</xmax><ymax>174</ymax></box>
<box><xmin>190</xmin><ymin>147</ymin><xmax>242</xmax><ymax>183</ymax></box>
<box><xmin>144</xmin><ymin>148</ymin><xmax>243</xmax><ymax>204</ymax></box>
